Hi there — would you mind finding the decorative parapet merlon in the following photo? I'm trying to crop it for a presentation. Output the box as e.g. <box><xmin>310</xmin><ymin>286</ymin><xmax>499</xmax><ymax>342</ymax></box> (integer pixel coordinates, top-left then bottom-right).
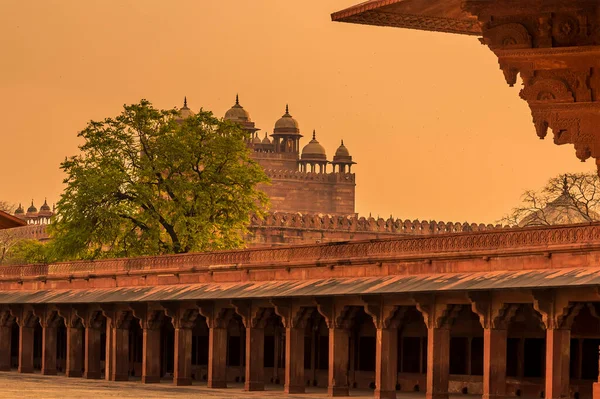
<box><xmin>252</xmin><ymin>212</ymin><xmax>506</xmax><ymax>235</ymax></box>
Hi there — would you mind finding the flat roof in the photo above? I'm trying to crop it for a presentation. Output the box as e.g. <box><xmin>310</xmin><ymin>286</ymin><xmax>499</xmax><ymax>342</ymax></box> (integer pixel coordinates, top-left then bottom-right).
<box><xmin>1</xmin><ymin>266</ymin><xmax>598</xmax><ymax>303</ymax></box>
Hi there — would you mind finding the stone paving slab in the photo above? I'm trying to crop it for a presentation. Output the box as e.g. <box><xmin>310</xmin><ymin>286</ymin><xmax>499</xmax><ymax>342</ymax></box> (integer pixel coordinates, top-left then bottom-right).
<box><xmin>0</xmin><ymin>372</ymin><xmax>488</xmax><ymax>399</ymax></box>
<box><xmin>0</xmin><ymin>372</ymin><xmax>378</xmax><ymax>398</ymax></box>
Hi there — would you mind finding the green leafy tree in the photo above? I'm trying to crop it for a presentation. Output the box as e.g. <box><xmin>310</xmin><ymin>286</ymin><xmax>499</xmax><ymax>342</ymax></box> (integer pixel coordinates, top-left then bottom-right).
<box><xmin>49</xmin><ymin>100</ymin><xmax>269</xmax><ymax>260</ymax></box>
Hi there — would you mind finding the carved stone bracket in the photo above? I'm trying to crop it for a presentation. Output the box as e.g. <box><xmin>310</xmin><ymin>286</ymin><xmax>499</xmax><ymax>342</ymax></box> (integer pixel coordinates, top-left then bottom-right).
<box><xmin>412</xmin><ymin>294</ymin><xmax>460</xmax><ymax>329</ymax></box>
<box><xmin>360</xmin><ymin>295</ymin><xmax>405</xmax><ymax>329</ymax></box>
<box><xmin>314</xmin><ymin>297</ymin><xmax>357</xmax><ymax>329</ymax></box>
<box><xmin>162</xmin><ymin>302</ymin><xmax>199</xmax><ymax>330</ymax></box>
<box><xmin>231</xmin><ymin>300</ymin><xmax>271</xmax><ymax>329</ymax></box>
<box><xmin>198</xmin><ymin>302</ymin><xmax>232</xmax><ymax>329</ymax></box>
<box><xmin>0</xmin><ymin>309</ymin><xmax>15</xmax><ymax>327</ymax></box>
<box><xmin>532</xmin><ymin>289</ymin><xmax>580</xmax><ymax>329</ymax></box>
<box><xmin>461</xmin><ymin>1</ymin><xmax>600</xmax><ymax>174</ymax></box>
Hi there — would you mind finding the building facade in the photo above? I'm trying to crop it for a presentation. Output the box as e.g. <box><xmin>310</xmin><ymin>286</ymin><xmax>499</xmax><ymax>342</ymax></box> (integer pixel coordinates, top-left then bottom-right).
<box><xmin>180</xmin><ymin>97</ymin><xmax>357</xmax><ymax>216</ymax></box>
<box><xmin>0</xmin><ymin>223</ymin><xmax>599</xmax><ymax>399</ymax></box>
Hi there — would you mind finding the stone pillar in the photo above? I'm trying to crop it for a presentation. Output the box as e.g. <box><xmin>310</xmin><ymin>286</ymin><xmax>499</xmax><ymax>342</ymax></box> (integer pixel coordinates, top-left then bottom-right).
<box><xmin>173</xmin><ymin>327</ymin><xmax>192</xmax><ymax>386</ymax></box>
<box><xmin>426</xmin><ymin>327</ymin><xmax>450</xmax><ymax>399</ymax></box>
<box><xmin>375</xmin><ymin>327</ymin><xmax>398</xmax><ymax>399</ymax></box>
<box><xmin>245</xmin><ymin>326</ymin><xmax>265</xmax><ymax>391</ymax></box>
<box><xmin>104</xmin><ymin>318</ymin><xmax>113</xmax><ymax>381</ymax></box>
<box><xmin>0</xmin><ymin>325</ymin><xmax>12</xmax><ymax>371</ymax></box>
<box><xmin>546</xmin><ymin>328</ymin><xmax>570</xmax><ymax>399</ymax></box>
<box><xmin>83</xmin><ymin>326</ymin><xmax>102</xmax><ymax>379</ymax></box>
<box><xmin>483</xmin><ymin>328</ymin><xmax>507</xmax><ymax>399</ymax></box>
<box><xmin>284</xmin><ymin>325</ymin><xmax>305</xmax><ymax>394</ymax></box>
<box><xmin>328</xmin><ymin>327</ymin><xmax>350</xmax><ymax>397</ymax></box>
<box><xmin>66</xmin><ymin>326</ymin><xmax>83</xmax><ymax>377</ymax></box>
<box><xmin>142</xmin><ymin>327</ymin><xmax>161</xmax><ymax>383</ymax></box>
<box><xmin>111</xmin><ymin>324</ymin><xmax>129</xmax><ymax>381</ymax></box>
<box><xmin>18</xmin><ymin>323</ymin><xmax>34</xmax><ymax>373</ymax></box>
<box><xmin>41</xmin><ymin>324</ymin><xmax>57</xmax><ymax>375</ymax></box>
<box><xmin>208</xmin><ymin>327</ymin><xmax>228</xmax><ymax>388</ymax></box>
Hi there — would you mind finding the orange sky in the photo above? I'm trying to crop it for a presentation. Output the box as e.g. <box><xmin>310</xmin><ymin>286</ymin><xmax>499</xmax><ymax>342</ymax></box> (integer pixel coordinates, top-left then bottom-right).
<box><xmin>0</xmin><ymin>1</ymin><xmax>593</xmax><ymax>224</ymax></box>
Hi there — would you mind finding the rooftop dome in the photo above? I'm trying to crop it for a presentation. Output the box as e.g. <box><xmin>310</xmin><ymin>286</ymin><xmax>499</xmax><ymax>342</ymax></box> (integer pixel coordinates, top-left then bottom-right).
<box><xmin>334</xmin><ymin>140</ymin><xmax>350</xmax><ymax>158</ymax></box>
<box><xmin>224</xmin><ymin>95</ymin><xmax>251</xmax><ymax>122</ymax></box>
<box><xmin>332</xmin><ymin>139</ymin><xmax>355</xmax><ymax>164</ymax></box>
<box><xmin>518</xmin><ymin>176</ymin><xmax>600</xmax><ymax>227</ymax></box>
<box><xmin>273</xmin><ymin>105</ymin><xmax>300</xmax><ymax>134</ymax></box>
<box><xmin>14</xmin><ymin>203</ymin><xmax>24</xmax><ymax>215</ymax></box>
<box><xmin>27</xmin><ymin>200</ymin><xmax>37</xmax><ymax>214</ymax></box>
<box><xmin>301</xmin><ymin>130</ymin><xmax>327</xmax><ymax>161</ymax></box>
<box><xmin>40</xmin><ymin>199</ymin><xmax>51</xmax><ymax>212</ymax></box>
<box><xmin>252</xmin><ymin>133</ymin><xmax>262</xmax><ymax>144</ymax></box>
<box><xmin>262</xmin><ymin>133</ymin><xmax>271</xmax><ymax>144</ymax></box>
<box><xmin>176</xmin><ymin>97</ymin><xmax>195</xmax><ymax>120</ymax></box>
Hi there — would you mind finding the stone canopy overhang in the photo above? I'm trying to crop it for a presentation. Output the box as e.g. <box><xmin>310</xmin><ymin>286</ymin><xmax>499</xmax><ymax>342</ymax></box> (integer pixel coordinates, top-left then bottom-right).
<box><xmin>331</xmin><ymin>0</ymin><xmax>482</xmax><ymax>36</ymax></box>
<box><xmin>2</xmin><ymin>266</ymin><xmax>600</xmax><ymax>304</ymax></box>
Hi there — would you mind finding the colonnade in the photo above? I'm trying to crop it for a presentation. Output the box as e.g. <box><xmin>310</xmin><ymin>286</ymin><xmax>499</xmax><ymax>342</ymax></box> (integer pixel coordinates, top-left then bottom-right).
<box><xmin>0</xmin><ymin>294</ymin><xmax>599</xmax><ymax>399</ymax></box>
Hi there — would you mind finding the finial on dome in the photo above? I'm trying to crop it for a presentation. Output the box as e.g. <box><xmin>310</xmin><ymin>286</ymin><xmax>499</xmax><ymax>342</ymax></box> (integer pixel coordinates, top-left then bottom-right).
<box><xmin>562</xmin><ymin>175</ymin><xmax>569</xmax><ymax>194</ymax></box>
<box><xmin>285</xmin><ymin>104</ymin><xmax>289</xmax><ymax>115</ymax></box>
<box><xmin>312</xmin><ymin>129</ymin><xmax>316</xmax><ymax>140</ymax></box>
<box><xmin>236</xmin><ymin>94</ymin><xmax>239</xmax><ymax>105</ymax></box>
<box><xmin>341</xmin><ymin>139</ymin><xmax>344</xmax><ymax>146</ymax></box>
<box><xmin>183</xmin><ymin>96</ymin><xmax>187</xmax><ymax>108</ymax></box>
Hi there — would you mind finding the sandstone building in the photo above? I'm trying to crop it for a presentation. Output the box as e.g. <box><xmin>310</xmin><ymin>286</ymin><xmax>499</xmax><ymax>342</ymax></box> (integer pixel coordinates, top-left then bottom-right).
<box><xmin>181</xmin><ymin>96</ymin><xmax>356</xmax><ymax>216</ymax></box>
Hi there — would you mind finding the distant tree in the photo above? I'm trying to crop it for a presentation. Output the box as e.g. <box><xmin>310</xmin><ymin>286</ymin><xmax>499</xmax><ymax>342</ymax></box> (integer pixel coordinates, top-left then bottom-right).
<box><xmin>500</xmin><ymin>172</ymin><xmax>600</xmax><ymax>227</ymax></box>
<box><xmin>1</xmin><ymin>239</ymin><xmax>53</xmax><ymax>265</ymax></box>
<box><xmin>49</xmin><ymin>100</ymin><xmax>269</xmax><ymax>260</ymax></box>
<box><xmin>0</xmin><ymin>201</ymin><xmax>15</xmax><ymax>214</ymax></box>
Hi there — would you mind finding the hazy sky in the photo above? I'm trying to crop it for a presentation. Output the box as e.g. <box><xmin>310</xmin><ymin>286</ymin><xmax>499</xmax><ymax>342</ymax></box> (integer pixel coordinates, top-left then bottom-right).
<box><xmin>0</xmin><ymin>1</ymin><xmax>593</xmax><ymax>224</ymax></box>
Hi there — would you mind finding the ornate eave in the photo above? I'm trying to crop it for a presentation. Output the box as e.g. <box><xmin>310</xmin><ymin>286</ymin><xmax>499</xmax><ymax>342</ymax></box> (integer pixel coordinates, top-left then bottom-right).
<box><xmin>332</xmin><ymin>0</ymin><xmax>600</xmax><ymax>175</ymax></box>
<box><xmin>331</xmin><ymin>0</ymin><xmax>482</xmax><ymax>36</ymax></box>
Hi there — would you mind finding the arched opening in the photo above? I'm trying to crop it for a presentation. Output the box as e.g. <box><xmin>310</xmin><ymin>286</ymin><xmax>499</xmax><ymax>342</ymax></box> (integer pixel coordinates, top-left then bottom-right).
<box><xmin>306</xmin><ymin>310</ymin><xmax>328</xmax><ymax>387</ymax></box>
<box><xmin>449</xmin><ymin>306</ymin><xmax>484</xmax><ymax>393</ymax></box>
<box><xmin>569</xmin><ymin>303</ymin><xmax>600</xmax><ymax>399</ymax></box>
<box><xmin>398</xmin><ymin>307</ymin><xmax>428</xmax><ymax>391</ymax></box>
<box><xmin>129</xmin><ymin>317</ymin><xmax>143</xmax><ymax>378</ymax></box>
<box><xmin>10</xmin><ymin>322</ymin><xmax>18</xmax><ymax>369</ymax></box>
<box><xmin>160</xmin><ymin>315</ymin><xmax>175</xmax><ymax>380</ymax></box>
<box><xmin>264</xmin><ymin>311</ymin><xmax>285</xmax><ymax>385</ymax></box>
<box><xmin>352</xmin><ymin>307</ymin><xmax>377</xmax><ymax>390</ymax></box>
<box><xmin>507</xmin><ymin>304</ymin><xmax>546</xmax><ymax>398</ymax></box>
<box><xmin>191</xmin><ymin>314</ymin><xmax>209</xmax><ymax>382</ymax></box>
<box><xmin>33</xmin><ymin>322</ymin><xmax>42</xmax><ymax>371</ymax></box>
<box><xmin>56</xmin><ymin>318</ymin><xmax>67</xmax><ymax>374</ymax></box>
<box><xmin>226</xmin><ymin>313</ymin><xmax>245</xmax><ymax>383</ymax></box>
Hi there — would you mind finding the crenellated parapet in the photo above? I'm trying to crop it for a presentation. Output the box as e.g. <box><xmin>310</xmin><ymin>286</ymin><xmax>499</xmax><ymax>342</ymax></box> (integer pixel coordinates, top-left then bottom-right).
<box><xmin>264</xmin><ymin>169</ymin><xmax>355</xmax><ymax>183</ymax></box>
<box><xmin>251</xmin><ymin>211</ymin><xmax>506</xmax><ymax>235</ymax></box>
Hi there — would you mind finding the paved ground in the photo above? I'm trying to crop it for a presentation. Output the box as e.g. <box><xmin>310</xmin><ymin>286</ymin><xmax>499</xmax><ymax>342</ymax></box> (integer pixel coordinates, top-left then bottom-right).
<box><xmin>0</xmin><ymin>372</ymin><xmax>488</xmax><ymax>398</ymax></box>
<box><xmin>0</xmin><ymin>372</ymin><xmax>380</xmax><ymax>398</ymax></box>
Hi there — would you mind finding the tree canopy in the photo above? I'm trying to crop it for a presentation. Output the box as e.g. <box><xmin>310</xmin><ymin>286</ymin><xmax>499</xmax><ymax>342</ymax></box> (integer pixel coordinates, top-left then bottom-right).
<box><xmin>49</xmin><ymin>100</ymin><xmax>269</xmax><ymax>260</ymax></box>
<box><xmin>501</xmin><ymin>172</ymin><xmax>600</xmax><ymax>227</ymax></box>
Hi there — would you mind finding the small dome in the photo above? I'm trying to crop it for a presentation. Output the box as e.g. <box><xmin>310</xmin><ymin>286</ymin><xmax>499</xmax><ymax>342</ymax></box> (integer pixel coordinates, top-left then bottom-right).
<box><xmin>273</xmin><ymin>105</ymin><xmax>299</xmax><ymax>133</ymax></box>
<box><xmin>301</xmin><ymin>130</ymin><xmax>327</xmax><ymax>161</ymax></box>
<box><xmin>27</xmin><ymin>200</ymin><xmax>37</xmax><ymax>214</ymax></box>
<box><xmin>224</xmin><ymin>95</ymin><xmax>251</xmax><ymax>122</ymax></box>
<box><xmin>252</xmin><ymin>133</ymin><xmax>262</xmax><ymax>144</ymax></box>
<box><xmin>14</xmin><ymin>203</ymin><xmax>24</xmax><ymax>215</ymax></box>
<box><xmin>40</xmin><ymin>198</ymin><xmax>51</xmax><ymax>212</ymax></box>
<box><xmin>176</xmin><ymin>97</ymin><xmax>195</xmax><ymax>120</ymax></box>
<box><xmin>262</xmin><ymin>133</ymin><xmax>271</xmax><ymax>144</ymax></box>
<box><xmin>335</xmin><ymin>141</ymin><xmax>350</xmax><ymax>158</ymax></box>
